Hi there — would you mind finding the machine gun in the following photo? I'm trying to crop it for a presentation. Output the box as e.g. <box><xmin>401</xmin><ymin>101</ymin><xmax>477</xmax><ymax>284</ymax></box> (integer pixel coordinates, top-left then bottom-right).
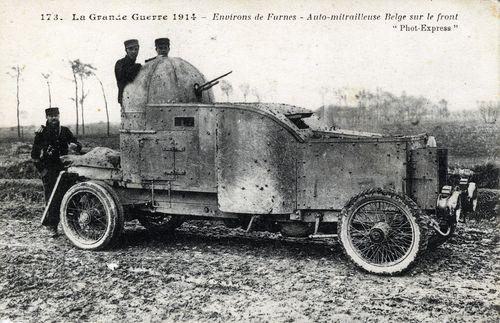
<box><xmin>194</xmin><ymin>71</ymin><xmax>232</xmax><ymax>102</ymax></box>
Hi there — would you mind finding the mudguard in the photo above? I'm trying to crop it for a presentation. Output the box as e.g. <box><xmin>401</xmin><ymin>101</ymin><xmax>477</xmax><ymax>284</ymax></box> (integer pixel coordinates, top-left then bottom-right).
<box><xmin>40</xmin><ymin>171</ymin><xmax>78</xmax><ymax>226</ymax></box>
<box><xmin>41</xmin><ymin>147</ymin><xmax>122</xmax><ymax>226</ymax></box>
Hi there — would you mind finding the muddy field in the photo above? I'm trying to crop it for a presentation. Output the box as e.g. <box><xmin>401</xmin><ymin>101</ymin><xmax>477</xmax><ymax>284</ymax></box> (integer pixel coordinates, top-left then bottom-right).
<box><xmin>0</xmin><ymin>179</ymin><xmax>498</xmax><ymax>322</ymax></box>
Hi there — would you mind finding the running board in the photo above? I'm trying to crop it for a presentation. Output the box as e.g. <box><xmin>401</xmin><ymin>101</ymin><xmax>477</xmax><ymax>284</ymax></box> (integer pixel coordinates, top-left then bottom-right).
<box><xmin>309</xmin><ymin>234</ymin><xmax>338</xmax><ymax>239</ymax></box>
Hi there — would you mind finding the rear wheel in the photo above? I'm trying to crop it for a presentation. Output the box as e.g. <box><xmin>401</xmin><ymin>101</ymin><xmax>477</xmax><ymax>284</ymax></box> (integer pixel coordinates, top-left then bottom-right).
<box><xmin>339</xmin><ymin>189</ymin><xmax>429</xmax><ymax>275</ymax></box>
<box><xmin>60</xmin><ymin>181</ymin><xmax>124</xmax><ymax>250</ymax></box>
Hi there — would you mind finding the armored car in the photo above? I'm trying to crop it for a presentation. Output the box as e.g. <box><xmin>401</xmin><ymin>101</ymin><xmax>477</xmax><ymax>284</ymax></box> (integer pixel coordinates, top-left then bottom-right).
<box><xmin>43</xmin><ymin>56</ymin><xmax>477</xmax><ymax>275</ymax></box>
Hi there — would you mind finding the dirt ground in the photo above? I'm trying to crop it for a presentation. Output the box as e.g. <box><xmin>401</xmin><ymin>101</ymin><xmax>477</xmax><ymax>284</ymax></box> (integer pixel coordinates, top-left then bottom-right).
<box><xmin>0</xmin><ymin>181</ymin><xmax>498</xmax><ymax>322</ymax></box>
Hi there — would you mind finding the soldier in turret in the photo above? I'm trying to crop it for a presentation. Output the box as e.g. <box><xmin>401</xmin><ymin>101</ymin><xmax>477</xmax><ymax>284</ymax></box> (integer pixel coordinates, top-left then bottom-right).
<box><xmin>145</xmin><ymin>38</ymin><xmax>170</xmax><ymax>63</ymax></box>
<box><xmin>115</xmin><ymin>39</ymin><xmax>142</xmax><ymax>106</ymax></box>
<box><xmin>31</xmin><ymin>107</ymin><xmax>82</xmax><ymax>236</ymax></box>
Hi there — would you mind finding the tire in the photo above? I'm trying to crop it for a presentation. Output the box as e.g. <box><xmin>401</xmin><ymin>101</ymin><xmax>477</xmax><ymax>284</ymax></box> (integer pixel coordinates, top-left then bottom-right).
<box><xmin>137</xmin><ymin>211</ymin><xmax>184</xmax><ymax>234</ymax></box>
<box><xmin>339</xmin><ymin>188</ymin><xmax>429</xmax><ymax>275</ymax></box>
<box><xmin>60</xmin><ymin>181</ymin><xmax>124</xmax><ymax>250</ymax></box>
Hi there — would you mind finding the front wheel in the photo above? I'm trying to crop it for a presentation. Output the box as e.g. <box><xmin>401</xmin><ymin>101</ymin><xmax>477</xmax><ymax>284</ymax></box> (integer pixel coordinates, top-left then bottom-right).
<box><xmin>339</xmin><ymin>189</ymin><xmax>429</xmax><ymax>275</ymax></box>
<box><xmin>60</xmin><ymin>181</ymin><xmax>124</xmax><ymax>250</ymax></box>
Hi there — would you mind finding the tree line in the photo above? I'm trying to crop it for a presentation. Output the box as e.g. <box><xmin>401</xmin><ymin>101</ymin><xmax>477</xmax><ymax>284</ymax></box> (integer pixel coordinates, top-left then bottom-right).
<box><xmin>7</xmin><ymin>59</ymin><xmax>111</xmax><ymax>139</ymax></box>
<box><xmin>218</xmin><ymin>81</ymin><xmax>498</xmax><ymax>128</ymax></box>
<box><xmin>316</xmin><ymin>88</ymin><xmax>499</xmax><ymax>129</ymax></box>
<box><xmin>7</xmin><ymin>67</ymin><xmax>498</xmax><ymax>139</ymax></box>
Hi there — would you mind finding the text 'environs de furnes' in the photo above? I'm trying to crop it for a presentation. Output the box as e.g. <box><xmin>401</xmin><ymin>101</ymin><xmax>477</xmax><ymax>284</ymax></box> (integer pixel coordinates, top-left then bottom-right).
<box><xmin>212</xmin><ymin>13</ymin><xmax>459</xmax><ymax>22</ymax></box>
<box><xmin>212</xmin><ymin>13</ymin><xmax>382</xmax><ymax>21</ymax></box>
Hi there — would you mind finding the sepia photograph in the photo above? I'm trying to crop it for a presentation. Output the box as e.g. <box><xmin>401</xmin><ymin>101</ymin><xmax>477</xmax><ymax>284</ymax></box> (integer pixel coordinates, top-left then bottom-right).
<box><xmin>0</xmin><ymin>0</ymin><xmax>498</xmax><ymax>322</ymax></box>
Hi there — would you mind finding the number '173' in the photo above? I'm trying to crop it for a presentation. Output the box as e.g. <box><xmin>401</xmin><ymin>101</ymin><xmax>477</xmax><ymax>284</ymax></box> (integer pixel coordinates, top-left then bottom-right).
<box><xmin>41</xmin><ymin>14</ymin><xmax>60</xmax><ymax>21</ymax></box>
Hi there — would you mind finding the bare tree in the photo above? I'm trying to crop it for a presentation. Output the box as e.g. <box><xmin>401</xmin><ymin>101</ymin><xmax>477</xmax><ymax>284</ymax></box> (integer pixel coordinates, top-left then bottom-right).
<box><xmin>372</xmin><ymin>87</ymin><xmax>384</xmax><ymax>124</ymax></box>
<box><xmin>79</xmin><ymin>81</ymin><xmax>89</xmax><ymax>135</ymax></box>
<box><xmin>239</xmin><ymin>83</ymin><xmax>250</xmax><ymax>102</ymax></box>
<box><xmin>479</xmin><ymin>101</ymin><xmax>499</xmax><ymax>124</ymax></box>
<box><xmin>7</xmin><ymin>65</ymin><xmax>25</xmax><ymax>138</ymax></box>
<box><xmin>219</xmin><ymin>80</ymin><xmax>233</xmax><ymax>101</ymax></box>
<box><xmin>267</xmin><ymin>80</ymin><xmax>278</xmax><ymax>101</ymax></box>
<box><xmin>41</xmin><ymin>72</ymin><xmax>52</xmax><ymax>108</ymax></box>
<box><xmin>95</xmin><ymin>75</ymin><xmax>110</xmax><ymax>136</ymax></box>
<box><xmin>437</xmin><ymin>99</ymin><xmax>449</xmax><ymax>119</ymax></box>
<box><xmin>69</xmin><ymin>60</ymin><xmax>80</xmax><ymax>135</ymax></box>
<box><xmin>323</xmin><ymin>87</ymin><xmax>446</xmax><ymax>129</ymax></box>
<box><xmin>355</xmin><ymin>89</ymin><xmax>373</xmax><ymax>109</ymax></box>
<box><xmin>74</xmin><ymin>60</ymin><xmax>96</xmax><ymax>135</ymax></box>
<box><xmin>251</xmin><ymin>87</ymin><xmax>261</xmax><ymax>102</ymax></box>
<box><xmin>319</xmin><ymin>86</ymin><xmax>329</xmax><ymax>107</ymax></box>
<box><xmin>410</xmin><ymin>97</ymin><xmax>425</xmax><ymax>125</ymax></box>
<box><xmin>333</xmin><ymin>88</ymin><xmax>347</xmax><ymax>106</ymax></box>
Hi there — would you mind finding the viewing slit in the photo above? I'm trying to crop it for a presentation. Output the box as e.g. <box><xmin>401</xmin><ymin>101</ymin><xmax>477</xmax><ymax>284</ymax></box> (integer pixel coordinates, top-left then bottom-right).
<box><xmin>174</xmin><ymin>117</ymin><xmax>195</xmax><ymax>127</ymax></box>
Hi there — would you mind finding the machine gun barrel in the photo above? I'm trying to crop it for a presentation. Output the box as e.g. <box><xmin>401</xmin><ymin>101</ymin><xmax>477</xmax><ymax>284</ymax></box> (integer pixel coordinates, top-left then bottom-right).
<box><xmin>194</xmin><ymin>71</ymin><xmax>232</xmax><ymax>101</ymax></box>
<box><xmin>201</xmin><ymin>71</ymin><xmax>232</xmax><ymax>89</ymax></box>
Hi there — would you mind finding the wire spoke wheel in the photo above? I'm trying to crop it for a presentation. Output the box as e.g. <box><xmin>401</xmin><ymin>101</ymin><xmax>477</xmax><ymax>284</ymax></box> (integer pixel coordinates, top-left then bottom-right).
<box><xmin>66</xmin><ymin>192</ymin><xmax>109</xmax><ymax>242</ymax></box>
<box><xmin>339</xmin><ymin>189</ymin><xmax>428</xmax><ymax>275</ymax></box>
<box><xmin>61</xmin><ymin>181</ymin><xmax>124</xmax><ymax>250</ymax></box>
<box><xmin>349</xmin><ymin>201</ymin><xmax>415</xmax><ymax>264</ymax></box>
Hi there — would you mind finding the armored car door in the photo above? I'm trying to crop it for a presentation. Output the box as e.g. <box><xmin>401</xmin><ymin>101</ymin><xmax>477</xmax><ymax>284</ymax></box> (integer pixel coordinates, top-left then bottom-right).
<box><xmin>141</xmin><ymin>104</ymin><xmax>217</xmax><ymax>192</ymax></box>
<box><xmin>138</xmin><ymin>136</ymin><xmax>178</xmax><ymax>181</ymax></box>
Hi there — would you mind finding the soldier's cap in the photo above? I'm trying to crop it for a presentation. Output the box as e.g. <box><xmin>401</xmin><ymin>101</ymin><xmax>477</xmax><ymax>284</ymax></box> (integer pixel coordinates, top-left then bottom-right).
<box><xmin>124</xmin><ymin>39</ymin><xmax>139</xmax><ymax>48</ymax></box>
<box><xmin>155</xmin><ymin>38</ymin><xmax>170</xmax><ymax>47</ymax></box>
<box><xmin>45</xmin><ymin>107</ymin><xmax>59</xmax><ymax>116</ymax></box>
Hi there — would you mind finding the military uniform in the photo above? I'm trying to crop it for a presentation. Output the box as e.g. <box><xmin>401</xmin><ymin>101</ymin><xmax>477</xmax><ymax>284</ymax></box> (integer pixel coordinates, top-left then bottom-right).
<box><xmin>114</xmin><ymin>55</ymin><xmax>141</xmax><ymax>105</ymax></box>
<box><xmin>31</xmin><ymin>122</ymin><xmax>81</xmax><ymax>227</ymax></box>
<box><xmin>145</xmin><ymin>38</ymin><xmax>170</xmax><ymax>63</ymax></box>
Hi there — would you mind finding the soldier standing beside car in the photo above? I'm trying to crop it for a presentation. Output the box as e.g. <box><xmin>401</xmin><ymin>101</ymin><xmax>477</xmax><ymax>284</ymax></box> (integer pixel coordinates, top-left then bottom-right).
<box><xmin>31</xmin><ymin>107</ymin><xmax>82</xmax><ymax>236</ymax></box>
<box><xmin>115</xmin><ymin>39</ymin><xmax>142</xmax><ymax>106</ymax></box>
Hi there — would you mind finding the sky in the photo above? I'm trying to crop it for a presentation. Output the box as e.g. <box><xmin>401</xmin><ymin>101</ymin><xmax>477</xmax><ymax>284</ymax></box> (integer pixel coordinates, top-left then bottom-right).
<box><xmin>0</xmin><ymin>0</ymin><xmax>498</xmax><ymax>127</ymax></box>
